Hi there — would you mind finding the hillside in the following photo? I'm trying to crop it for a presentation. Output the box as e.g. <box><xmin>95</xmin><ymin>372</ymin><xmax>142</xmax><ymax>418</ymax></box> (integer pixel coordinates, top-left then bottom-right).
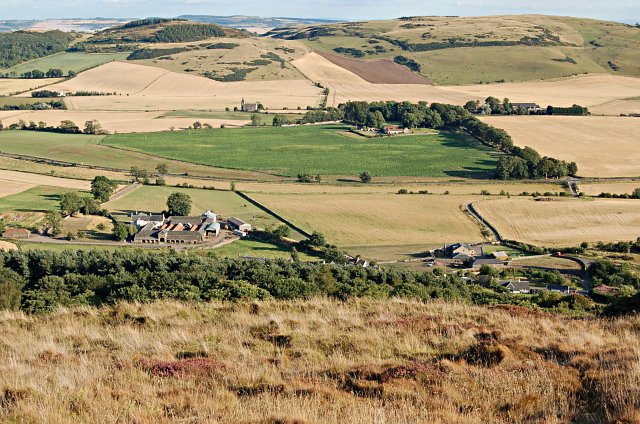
<box><xmin>0</xmin><ymin>299</ymin><xmax>638</xmax><ymax>423</ymax></box>
<box><xmin>0</xmin><ymin>30</ymin><xmax>76</xmax><ymax>69</ymax></box>
<box><xmin>267</xmin><ymin>15</ymin><xmax>640</xmax><ymax>85</ymax></box>
<box><xmin>86</xmin><ymin>18</ymin><xmax>248</xmax><ymax>44</ymax></box>
<box><xmin>178</xmin><ymin>15</ymin><xmax>343</xmax><ymax>33</ymax></box>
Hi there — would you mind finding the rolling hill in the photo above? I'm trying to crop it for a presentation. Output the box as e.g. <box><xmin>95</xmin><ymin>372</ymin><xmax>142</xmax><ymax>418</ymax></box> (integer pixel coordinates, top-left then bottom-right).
<box><xmin>267</xmin><ymin>15</ymin><xmax>640</xmax><ymax>85</ymax></box>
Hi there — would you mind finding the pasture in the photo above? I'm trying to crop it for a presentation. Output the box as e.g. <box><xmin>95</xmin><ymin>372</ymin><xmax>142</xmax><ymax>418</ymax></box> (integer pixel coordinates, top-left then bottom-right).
<box><xmin>103</xmin><ymin>125</ymin><xmax>499</xmax><ymax>178</ymax></box>
<box><xmin>6</xmin><ymin>52</ymin><xmax>127</xmax><ymax>76</ymax></box>
<box><xmin>0</xmin><ymin>131</ymin><xmax>284</xmax><ymax>181</ymax></box>
<box><xmin>473</xmin><ymin>197</ymin><xmax>640</xmax><ymax>246</ymax></box>
<box><xmin>104</xmin><ymin>185</ymin><xmax>282</xmax><ymax>231</ymax></box>
<box><xmin>0</xmin><ymin>186</ymin><xmax>86</xmax><ymax>212</ymax></box>
<box><xmin>480</xmin><ymin>116</ymin><xmax>640</xmax><ymax>177</ymax></box>
<box><xmin>249</xmin><ymin>192</ymin><xmax>486</xmax><ymax>254</ymax></box>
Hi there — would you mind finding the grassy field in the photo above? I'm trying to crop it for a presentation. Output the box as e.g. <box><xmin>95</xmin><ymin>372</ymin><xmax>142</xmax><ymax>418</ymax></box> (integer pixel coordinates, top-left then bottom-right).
<box><xmin>161</xmin><ymin>110</ymin><xmax>302</xmax><ymax>125</ymax></box>
<box><xmin>208</xmin><ymin>238</ymin><xmax>317</xmax><ymax>260</ymax></box>
<box><xmin>0</xmin><ymin>131</ymin><xmax>286</xmax><ymax>181</ymax></box>
<box><xmin>15</xmin><ymin>242</ymin><xmax>145</xmax><ymax>252</ymax></box>
<box><xmin>1</xmin><ymin>299</ymin><xmax>638</xmax><ymax>423</ymax></box>
<box><xmin>5</xmin><ymin>52</ymin><xmax>127</xmax><ymax>76</ymax></box>
<box><xmin>104</xmin><ymin>185</ymin><xmax>282</xmax><ymax>231</ymax></box>
<box><xmin>0</xmin><ymin>186</ymin><xmax>86</xmax><ymax>212</ymax></box>
<box><xmin>250</xmin><ymin>192</ymin><xmax>486</xmax><ymax>255</ymax></box>
<box><xmin>474</xmin><ymin>197</ymin><xmax>640</xmax><ymax>246</ymax></box>
<box><xmin>103</xmin><ymin>125</ymin><xmax>499</xmax><ymax>178</ymax></box>
<box><xmin>480</xmin><ymin>116</ymin><xmax>640</xmax><ymax>178</ymax></box>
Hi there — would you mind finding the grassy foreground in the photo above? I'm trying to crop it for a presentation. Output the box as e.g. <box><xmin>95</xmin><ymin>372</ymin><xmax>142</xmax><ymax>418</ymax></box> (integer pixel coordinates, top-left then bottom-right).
<box><xmin>103</xmin><ymin>125</ymin><xmax>498</xmax><ymax>178</ymax></box>
<box><xmin>0</xmin><ymin>299</ymin><xmax>638</xmax><ymax>423</ymax></box>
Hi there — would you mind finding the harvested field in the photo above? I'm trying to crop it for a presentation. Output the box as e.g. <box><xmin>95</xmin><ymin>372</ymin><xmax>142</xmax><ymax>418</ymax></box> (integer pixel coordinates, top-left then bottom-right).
<box><xmin>0</xmin><ymin>110</ymin><xmax>248</xmax><ymax>133</ymax></box>
<box><xmin>480</xmin><ymin>116</ymin><xmax>640</xmax><ymax>177</ymax></box>
<box><xmin>590</xmin><ymin>99</ymin><xmax>640</xmax><ymax>116</ymax></box>
<box><xmin>0</xmin><ymin>180</ymin><xmax>34</xmax><ymax>198</ymax></box>
<box><xmin>292</xmin><ymin>52</ymin><xmax>367</xmax><ymax>84</ymax></box>
<box><xmin>0</xmin><ymin>169</ymin><xmax>89</xmax><ymax>190</ymax></box>
<box><xmin>579</xmin><ymin>181</ymin><xmax>640</xmax><ymax>196</ymax></box>
<box><xmin>0</xmin><ymin>78</ymin><xmax>62</xmax><ymax>96</ymax></box>
<box><xmin>22</xmin><ymin>62</ymin><xmax>323</xmax><ymax>111</ymax></box>
<box><xmin>316</xmin><ymin>51</ymin><xmax>430</xmax><ymax>84</ymax></box>
<box><xmin>251</xmin><ymin>193</ymin><xmax>485</xmax><ymax>250</ymax></box>
<box><xmin>474</xmin><ymin>197</ymin><xmax>640</xmax><ymax>246</ymax></box>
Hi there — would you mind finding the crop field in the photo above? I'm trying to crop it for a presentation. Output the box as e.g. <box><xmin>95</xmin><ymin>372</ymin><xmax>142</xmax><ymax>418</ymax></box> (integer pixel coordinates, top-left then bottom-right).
<box><xmin>316</xmin><ymin>51</ymin><xmax>430</xmax><ymax>84</ymax></box>
<box><xmin>249</xmin><ymin>192</ymin><xmax>486</xmax><ymax>253</ymax></box>
<box><xmin>0</xmin><ymin>110</ymin><xmax>249</xmax><ymax>133</ymax></box>
<box><xmin>0</xmin><ymin>78</ymin><xmax>62</xmax><ymax>96</ymax></box>
<box><xmin>590</xmin><ymin>99</ymin><xmax>640</xmax><ymax>116</ymax></box>
<box><xmin>579</xmin><ymin>181</ymin><xmax>640</xmax><ymax>196</ymax></box>
<box><xmin>480</xmin><ymin>116</ymin><xmax>640</xmax><ymax>177</ymax></box>
<box><xmin>6</xmin><ymin>52</ymin><xmax>127</xmax><ymax>76</ymax></box>
<box><xmin>0</xmin><ymin>180</ymin><xmax>33</xmax><ymax>198</ymax></box>
<box><xmin>0</xmin><ymin>186</ymin><xmax>86</xmax><ymax>212</ymax></box>
<box><xmin>0</xmin><ymin>169</ymin><xmax>89</xmax><ymax>193</ymax></box>
<box><xmin>474</xmin><ymin>197</ymin><xmax>640</xmax><ymax>246</ymax></box>
<box><xmin>0</xmin><ymin>131</ymin><xmax>285</xmax><ymax>181</ymax></box>
<box><xmin>103</xmin><ymin>125</ymin><xmax>499</xmax><ymax>178</ymax></box>
<box><xmin>104</xmin><ymin>185</ymin><xmax>282</xmax><ymax>231</ymax></box>
<box><xmin>22</xmin><ymin>62</ymin><xmax>324</xmax><ymax>111</ymax></box>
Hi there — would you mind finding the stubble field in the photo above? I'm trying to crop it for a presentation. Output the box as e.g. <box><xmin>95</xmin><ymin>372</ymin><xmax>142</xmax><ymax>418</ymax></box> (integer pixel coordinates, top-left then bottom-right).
<box><xmin>474</xmin><ymin>197</ymin><xmax>640</xmax><ymax>246</ymax></box>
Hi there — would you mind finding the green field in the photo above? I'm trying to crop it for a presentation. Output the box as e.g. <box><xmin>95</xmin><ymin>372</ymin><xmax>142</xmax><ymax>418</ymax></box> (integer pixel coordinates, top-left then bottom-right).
<box><xmin>162</xmin><ymin>110</ymin><xmax>304</xmax><ymax>125</ymax></box>
<box><xmin>103</xmin><ymin>125</ymin><xmax>499</xmax><ymax>178</ymax></box>
<box><xmin>209</xmin><ymin>238</ymin><xmax>317</xmax><ymax>260</ymax></box>
<box><xmin>0</xmin><ymin>186</ymin><xmax>86</xmax><ymax>212</ymax></box>
<box><xmin>6</xmin><ymin>52</ymin><xmax>127</xmax><ymax>76</ymax></box>
<box><xmin>104</xmin><ymin>185</ymin><xmax>284</xmax><ymax>232</ymax></box>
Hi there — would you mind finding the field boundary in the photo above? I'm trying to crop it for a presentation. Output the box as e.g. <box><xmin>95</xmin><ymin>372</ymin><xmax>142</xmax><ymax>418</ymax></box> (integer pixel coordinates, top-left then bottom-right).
<box><xmin>235</xmin><ymin>191</ymin><xmax>312</xmax><ymax>238</ymax></box>
<box><xmin>466</xmin><ymin>201</ymin><xmax>503</xmax><ymax>242</ymax></box>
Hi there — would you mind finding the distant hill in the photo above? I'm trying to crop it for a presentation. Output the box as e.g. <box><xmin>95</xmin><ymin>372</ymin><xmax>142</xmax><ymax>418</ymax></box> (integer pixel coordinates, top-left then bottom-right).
<box><xmin>0</xmin><ymin>30</ymin><xmax>76</xmax><ymax>69</ymax></box>
<box><xmin>86</xmin><ymin>18</ymin><xmax>248</xmax><ymax>44</ymax></box>
<box><xmin>267</xmin><ymin>15</ymin><xmax>640</xmax><ymax>85</ymax></box>
<box><xmin>177</xmin><ymin>15</ymin><xmax>344</xmax><ymax>33</ymax></box>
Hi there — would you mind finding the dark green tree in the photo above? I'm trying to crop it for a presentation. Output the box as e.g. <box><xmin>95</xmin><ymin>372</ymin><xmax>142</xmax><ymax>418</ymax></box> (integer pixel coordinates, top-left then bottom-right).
<box><xmin>167</xmin><ymin>192</ymin><xmax>192</xmax><ymax>216</ymax></box>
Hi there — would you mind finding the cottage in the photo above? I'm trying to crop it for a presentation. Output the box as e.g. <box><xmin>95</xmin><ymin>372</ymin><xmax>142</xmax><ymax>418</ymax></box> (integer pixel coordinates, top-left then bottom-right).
<box><xmin>383</xmin><ymin>125</ymin><xmax>410</xmax><ymax>135</ymax></box>
<box><xmin>227</xmin><ymin>217</ymin><xmax>252</xmax><ymax>233</ymax></box>
<box><xmin>500</xmin><ymin>279</ymin><xmax>531</xmax><ymax>294</ymax></box>
<box><xmin>241</xmin><ymin>98</ymin><xmax>259</xmax><ymax>113</ymax></box>
<box><xmin>2</xmin><ymin>228</ymin><xmax>31</xmax><ymax>239</ymax></box>
<box><xmin>446</xmin><ymin>243</ymin><xmax>480</xmax><ymax>258</ymax></box>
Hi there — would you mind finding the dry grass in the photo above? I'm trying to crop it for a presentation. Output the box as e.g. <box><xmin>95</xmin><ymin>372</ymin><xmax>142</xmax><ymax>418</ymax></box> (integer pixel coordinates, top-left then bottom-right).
<box><xmin>579</xmin><ymin>181</ymin><xmax>640</xmax><ymax>196</ymax></box>
<box><xmin>480</xmin><ymin>116</ymin><xmax>640</xmax><ymax>178</ymax></box>
<box><xmin>474</xmin><ymin>197</ymin><xmax>640</xmax><ymax>246</ymax></box>
<box><xmin>0</xmin><ymin>241</ymin><xmax>18</xmax><ymax>251</ymax></box>
<box><xmin>590</xmin><ymin>99</ymin><xmax>640</xmax><ymax>116</ymax></box>
<box><xmin>0</xmin><ymin>180</ymin><xmax>34</xmax><ymax>198</ymax></box>
<box><xmin>252</xmin><ymin>192</ymin><xmax>486</xmax><ymax>249</ymax></box>
<box><xmin>0</xmin><ymin>299</ymin><xmax>638</xmax><ymax>423</ymax></box>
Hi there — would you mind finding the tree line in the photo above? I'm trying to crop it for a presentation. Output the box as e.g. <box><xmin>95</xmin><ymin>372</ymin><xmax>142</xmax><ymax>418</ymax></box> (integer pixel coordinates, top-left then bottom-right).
<box><xmin>339</xmin><ymin>100</ymin><xmax>577</xmax><ymax>180</ymax></box>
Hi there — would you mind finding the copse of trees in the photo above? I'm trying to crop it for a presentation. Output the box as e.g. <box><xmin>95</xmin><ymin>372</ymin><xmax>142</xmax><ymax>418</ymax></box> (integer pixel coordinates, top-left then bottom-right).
<box><xmin>91</xmin><ymin>176</ymin><xmax>118</xmax><ymax>203</ymax></box>
<box><xmin>0</xmin><ymin>30</ymin><xmax>75</xmax><ymax>69</ymax></box>
<box><xmin>338</xmin><ymin>100</ymin><xmax>577</xmax><ymax>180</ymax></box>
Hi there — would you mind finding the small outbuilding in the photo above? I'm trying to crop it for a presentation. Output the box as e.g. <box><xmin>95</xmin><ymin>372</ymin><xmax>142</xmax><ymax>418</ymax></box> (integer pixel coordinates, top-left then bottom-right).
<box><xmin>227</xmin><ymin>217</ymin><xmax>252</xmax><ymax>233</ymax></box>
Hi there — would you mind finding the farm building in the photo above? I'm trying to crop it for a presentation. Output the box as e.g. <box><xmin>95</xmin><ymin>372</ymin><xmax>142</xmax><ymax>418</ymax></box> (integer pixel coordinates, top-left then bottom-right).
<box><xmin>2</xmin><ymin>228</ymin><xmax>31</xmax><ymax>239</ymax></box>
<box><xmin>383</xmin><ymin>125</ymin><xmax>410</xmax><ymax>135</ymax></box>
<box><xmin>130</xmin><ymin>212</ymin><xmax>164</xmax><ymax>228</ymax></box>
<box><xmin>241</xmin><ymin>98</ymin><xmax>259</xmax><ymax>113</ymax></box>
<box><xmin>492</xmin><ymin>251</ymin><xmax>510</xmax><ymax>261</ymax></box>
<box><xmin>132</xmin><ymin>212</ymin><xmax>220</xmax><ymax>244</ymax></box>
<box><xmin>227</xmin><ymin>217</ymin><xmax>252</xmax><ymax>233</ymax></box>
<box><xmin>444</xmin><ymin>243</ymin><xmax>481</xmax><ymax>259</ymax></box>
<box><xmin>511</xmin><ymin>103</ymin><xmax>544</xmax><ymax>113</ymax></box>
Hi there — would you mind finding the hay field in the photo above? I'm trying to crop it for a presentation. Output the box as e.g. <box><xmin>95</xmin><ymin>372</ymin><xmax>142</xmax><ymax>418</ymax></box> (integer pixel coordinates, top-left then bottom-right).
<box><xmin>104</xmin><ymin>185</ymin><xmax>281</xmax><ymax>230</ymax></box>
<box><xmin>0</xmin><ymin>110</ymin><xmax>248</xmax><ymax>133</ymax></box>
<box><xmin>0</xmin><ymin>78</ymin><xmax>62</xmax><ymax>96</ymax></box>
<box><xmin>251</xmin><ymin>192</ymin><xmax>485</xmax><ymax>248</ymax></box>
<box><xmin>579</xmin><ymin>181</ymin><xmax>640</xmax><ymax>196</ymax></box>
<box><xmin>22</xmin><ymin>62</ymin><xmax>323</xmax><ymax>111</ymax></box>
<box><xmin>0</xmin><ymin>180</ymin><xmax>33</xmax><ymax>198</ymax></box>
<box><xmin>474</xmin><ymin>197</ymin><xmax>640</xmax><ymax>246</ymax></box>
<box><xmin>590</xmin><ymin>99</ymin><xmax>640</xmax><ymax>116</ymax></box>
<box><xmin>0</xmin><ymin>169</ymin><xmax>90</xmax><ymax>191</ymax></box>
<box><xmin>480</xmin><ymin>116</ymin><xmax>640</xmax><ymax>177</ymax></box>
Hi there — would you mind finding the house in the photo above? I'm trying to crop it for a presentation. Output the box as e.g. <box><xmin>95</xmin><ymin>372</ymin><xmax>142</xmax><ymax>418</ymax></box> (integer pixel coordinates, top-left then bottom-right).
<box><xmin>227</xmin><ymin>217</ymin><xmax>252</xmax><ymax>233</ymax></box>
<box><xmin>131</xmin><ymin>212</ymin><xmax>164</xmax><ymax>228</ymax></box>
<box><xmin>241</xmin><ymin>98</ymin><xmax>259</xmax><ymax>113</ymax></box>
<box><xmin>492</xmin><ymin>251</ymin><xmax>510</xmax><ymax>261</ymax></box>
<box><xmin>511</xmin><ymin>103</ymin><xmax>543</xmax><ymax>113</ymax></box>
<box><xmin>383</xmin><ymin>125</ymin><xmax>410</xmax><ymax>135</ymax></box>
<box><xmin>500</xmin><ymin>279</ymin><xmax>531</xmax><ymax>294</ymax></box>
<box><xmin>445</xmin><ymin>243</ymin><xmax>480</xmax><ymax>258</ymax></box>
<box><xmin>2</xmin><ymin>228</ymin><xmax>31</xmax><ymax>239</ymax></box>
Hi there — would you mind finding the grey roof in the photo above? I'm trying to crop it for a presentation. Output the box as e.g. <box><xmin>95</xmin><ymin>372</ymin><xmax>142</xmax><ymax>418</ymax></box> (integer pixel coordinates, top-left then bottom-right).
<box><xmin>472</xmin><ymin>258</ymin><xmax>505</xmax><ymax>266</ymax></box>
<box><xmin>228</xmin><ymin>217</ymin><xmax>249</xmax><ymax>226</ymax></box>
<box><xmin>131</xmin><ymin>212</ymin><xmax>164</xmax><ymax>221</ymax></box>
<box><xmin>501</xmin><ymin>281</ymin><xmax>530</xmax><ymax>291</ymax></box>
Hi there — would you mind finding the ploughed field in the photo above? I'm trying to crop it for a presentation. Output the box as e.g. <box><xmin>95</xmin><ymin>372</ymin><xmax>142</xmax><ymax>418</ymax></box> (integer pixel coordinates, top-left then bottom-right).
<box><xmin>102</xmin><ymin>125</ymin><xmax>499</xmax><ymax>178</ymax></box>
